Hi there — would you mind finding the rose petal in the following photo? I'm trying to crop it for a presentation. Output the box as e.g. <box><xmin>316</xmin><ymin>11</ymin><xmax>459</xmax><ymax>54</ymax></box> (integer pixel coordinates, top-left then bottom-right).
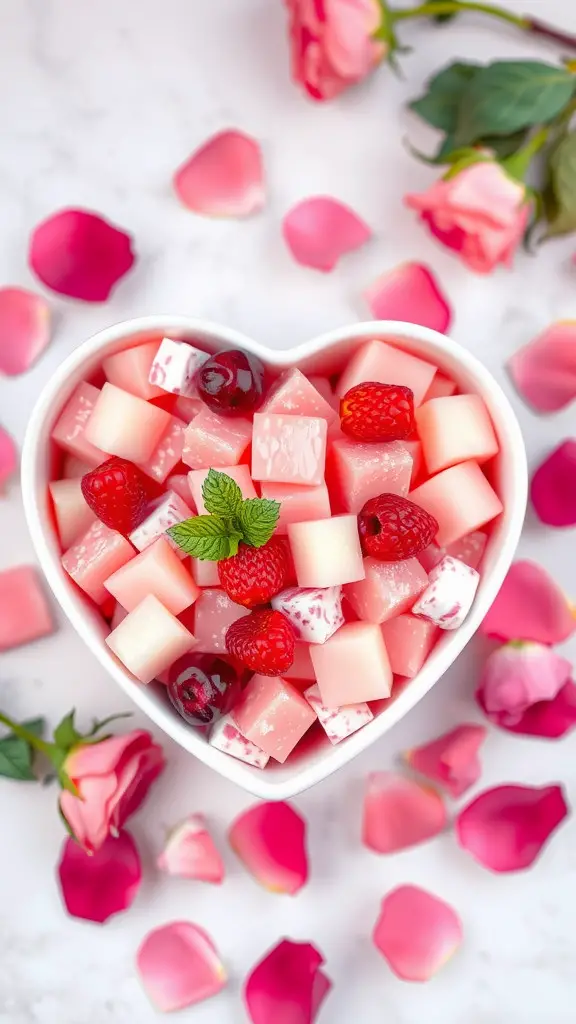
<box><xmin>244</xmin><ymin>938</ymin><xmax>331</xmax><ymax>1024</ymax></box>
<box><xmin>0</xmin><ymin>287</ymin><xmax>51</xmax><ymax>376</ymax></box>
<box><xmin>404</xmin><ymin>724</ymin><xmax>487</xmax><ymax>798</ymax></box>
<box><xmin>0</xmin><ymin>425</ymin><xmax>17</xmax><ymax>493</ymax></box>
<box><xmin>282</xmin><ymin>196</ymin><xmax>371</xmax><ymax>272</ymax></box>
<box><xmin>157</xmin><ymin>813</ymin><xmax>224</xmax><ymax>883</ymax></box>
<box><xmin>29</xmin><ymin>208</ymin><xmax>135</xmax><ymax>301</ymax></box>
<box><xmin>531</xmin><ymin>440</ymin><xmax>576</xmax><ymax>527</ymax></box>
<box><xmin>477</xmin><ymin>641</ymin><xmax>572</xmax><ymax>726</ymax></box>
<box><xmin>508</xmin><ymin>322</ymin><xmax>576</xmax><ymax>413</ymax></box>
<box><xmin>477</xmin><ymin>680</ymin><xmax>576</xmax><ymax>739</ymax></box>
<box><xmin>456</xmin><ymin>783</ymin><xmax>569</xmax><ymax>872</ymax></box>
<box><xmin>363</xmin><ymin>263</ymin><xmax>452</xmax><ymax>333</ymax></box>
<box><xmin>57</xmin><ymin>830</ymin><xmax>141</xmax><ymax>924</ymax></box>
<box><xmin>362</xmin><ymin>772</ymin><xmax>447</xmax><ymax>854</ymax></box>
<box><xmin>480</xmin><ymin>560</ymin><xmax>576</xmax><ymax>645</ymax></box>
<box><xmin>174</xmin><ymin>130</ymin><xmax>265</xmax><ymax>218</ymax></box>
<box><xmin>228</xmin><ymin>801</ymin><xmax>308</xmax><ymax>894</ymax></box>
<box><xmin>373</xmin><ymin>885</ymin><xmax>463</xmax><ymax>982</ymax></box>
<box><xmin>137</xmin><ymin>921</ymin><xmax>226</xmax><ymax>1013</ymax></box>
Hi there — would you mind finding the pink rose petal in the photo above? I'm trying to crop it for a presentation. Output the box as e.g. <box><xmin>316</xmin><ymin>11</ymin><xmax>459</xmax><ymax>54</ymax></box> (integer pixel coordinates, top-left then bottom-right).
<box><xmin>29</xmin><ymin>208</ymin><xmax>135</xmax><ymax>302</ymax></box>
<box><xmin>244</xmin><ymin>938</ymin><xmax>331</xmax><ymax>1024</ymax></box>
<box><xmin>456</xmin><ymin>783</ymin><xmax>569</xmax><ymax>872</ymax></box>
<box><xmin>157</xmin><ymin>813</ymin><xmax>224</xmax><ymax>883</ymax></box>
<box><xmin>480</xmin><ymin>560</ymin><xmax>576</xmax><ymax>645</ymax></box>
<box><xmin>508</xmin><ymin>322</ymin><xmax>576</xmax><ymax>413</ymax></box>
<box><xmin>404</xmin><ymin>724</ymin><xmax>487</xmax><ymax>798</ymax></box>
<box><xmin>58</xmin><ymin>830</ymin><xmax>141</xmax><ymax>924</ymax></box>
<box><xmin>477</xmin><ymin>641</ymin><xmax>572</xmax><ymax>726</ymax></box>
<box><xmin>373</xmin><ymin>885</ymin><xmax>463</xmax><ymax>982</ymax></box>
<box><xmin>477</xmin><ymin>680</ymin><xmax>576</xmax><ymax>739</ymax></box>
<box><xmin>362</xmin><ymin>772</ymin><xmax>447</xmax><ymax>854</ymax></box>
<box><xmin>0</xmin><ymin>425</ymin><xmax>17</xmax><ymax>493</ymax></box>
<box><xmin>137</xmin><ymin>921</ymin><xmax>226</xmax><ymax>1013</ymax></box>
<box><xmin>174</xmin><ymin>130</ymin><xmax>265</xmax><ymax>218</ymax></box>
<box><xmin>228</xmin><ymin>801</ymin><xmax>308</xmax><ymax>894</ymax></box>
<box><xmin>531</xmin><ymin>440</ymin><xmax>576</xmax><ymax>527</ymax></box>
<box><xmin>363</xmin><ymin>262</ymin><xmax>452</xmax><ymax>333</ymax></box>
<box><xmin>283</xmin><ymin>196</ymin><xmax>371</xmax><ymax>272</ymax></box>
<box><xmin>0</xmin><ymin>287</ymin><xmax>51</xmax><ymax>376</ymax></box>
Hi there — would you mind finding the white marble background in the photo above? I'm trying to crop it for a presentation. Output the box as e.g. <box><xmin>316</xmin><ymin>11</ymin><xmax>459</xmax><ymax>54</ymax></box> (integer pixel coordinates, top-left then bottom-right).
<box><xmin>1</xmin><ymin>1</ymin><xmax>576</xmax><ymax>1021</ymax></box>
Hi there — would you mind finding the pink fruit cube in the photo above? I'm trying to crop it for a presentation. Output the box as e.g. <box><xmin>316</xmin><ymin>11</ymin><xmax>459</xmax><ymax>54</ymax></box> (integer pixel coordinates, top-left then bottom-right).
<box><xmin>308</xmin><ymin>376</ymin><xmax>338</xmax><ymax>410</ymax></box>
<box><xmin>412</xmin><ymin>555</ymin><xmax>480</xmax><ymax>630</ymax></box>
<box><xmin>0</xmin><ymin>566</ymin><xmax>55</xmax><ymax>651</ymax></box>
<box><xmin>415</xmin><ymin>394</ymin><xmax>499</xmax><ymax>475</ymax></box>
<box><xmin>260</xmin><ymin>482</ymin><xmax>331</xmax><ymax>534</ymax></box>
<box><xmin>188</xmin><ymin>465</ymin><xmax>256</xmax><ymax>515</ymax></box>
<box><xmin>193</xmin><ymin>589</ymin><xmax>249</xmax><ymax>653</ymax></box>
<box><xmin>166</xmin><ymin>474</ymin><xmax>196</xmax><ymax>506</ymax></box>
<box><xmin>288</xmin><ymin>515</ymin><xmax>365</xmax><ymax>588</ymax></box>
<box><xmin>410</xmin><ymin>461</ymin><xmax>503</xmax><ymax>547</ymax></box>
<box><xmin>51</xmin><ymin>382</ymin><xmax>106</xmax><ymax>466</ymax></box>
<box><xmin>380</xmin><ymin>614</ymin><xmax>438</xmax><ymax>678</ymax></box>
<box><xmin>271</xmin><ymin>586</ymin><xmax>344</xmax><ymax>644</ymax></box>
<box><xmin>62</xmin><ymin>520</ymin><xmax>135</xmax><ymax>604</ymax></box>
<box><xmin>106</xmin><ymin>594</ymin><xmax>195</xmax><ymax>684</ymax></box>
<box><xmin>85</xmin><ymin>383</ymin><xmax>171</xmax><ymax>463</ymax></box>
<box><xmin>283</xmin><ymin>643</ymin><xmax>316</xmax><ymax>681</ymax></box>
<box><xmin>209</xmin><ymin>714</ymin><xmax>270</xmax><ymax>768</ymax></box>
<box><xmin>330</xmin><ymin>438</ymin><xmax>413</xmax><ymax>513</ymax></box>
<box><xmin>423</xmin><ymin>372</ymin><xmax>457</xmax><ymax>401</ymax></box>
<box><xmin>403</xmin><ymin>440</ymin><xmax>423</xmax><ymax>486</ymax></box>
<box><xmin>173</xmin><ymin>395</ymin><xmax>203</xmax><ymax>422</ymax></box>
<box><xmin>104</xmin><ymin>537</ymin><xmax>200</xmax><ymax>615</ymax></box>
<box><xmin>129</xmin><ymin>491</ymin><xmax>194</xmax><ymax>559</ymax></box>
<box><xmin>191</xmin><ymin>557</ymin><xmax>220</xmax><ymax>587</ymax></box>
<box><xmin>148</xmin><ymin>337</ymin><xmax>209</xmax><ymax>396</ymax></box>
<box><xmin>102</xmin><ymin>340</ymin><xmax>164</xmax><ymax>401</ymax></box>
<box><xmin>310</xmin><ymin>621</ymin><xmax>392</xmax><ymax>706</ymax></box>
<box><xmin>252</xmin><ymin>413</ymin><xmax>327</xmax><ymax>486</ymax></box>
<box><xmin>261</xmin><ymin>368</ymin><xmax>337</xmax><ymax>423</ymax></box>
<box><xmin>344</xmin><ymin>558</ymin><xmax>428</xmax><ymax>624</ymax></box>
<box><xmin>137</xmin><ymin>417</ymin><xmax>187</xmax><ymax>484</ymax></box>
<box><xmin>419</xmin><ymin>530</ymin><xmax>487</xmax><ymax>573</ymax></box>
<box><xmin>49</xmin><ymin>478</ymin><xmax>95</xmax><ymax>549</ymax></box>
<box><xmin>61</xmin><ymin>454</ymin><xmax>92</xmax><ymax>479</ymax></box>
<box><xmin>304</xmin><ymin>684</ymin><xmax>373</xmax><ymax>745</ymax></box>
<box><xmin>182</xmin><ymin>408</ymin><xmax>252</xmax><ymax>470</ymax></box>
<box><xmin>232</xmin><ymin>674</ymin><xmax>316</xmax><ymax>763</ymax></box>
<box><xmin>336</xmin><ymin>339</ymin><xmax>437</xmax><ymax>406</ymax></box>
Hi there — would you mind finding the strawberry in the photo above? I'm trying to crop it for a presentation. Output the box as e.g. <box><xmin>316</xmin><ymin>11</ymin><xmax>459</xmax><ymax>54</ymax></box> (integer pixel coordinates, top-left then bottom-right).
<box><xmin>225</xmin><ymin>609</ymin><xmax>296</xmax><ymax>676</ymax></box>
<box><xmin>81</xmin><ymin>457</ymin><xmax>151</xmax><ymax>534</ymax></box>
<box><xmin>218</xmin><ymin>536</ymin><xmax>290</xmax><ymax>608</ymax></box>
<box><xmin>340</xmin><ymin>382</ymin><xmax>414</xmax><ymax>442</ymax></box>
<box><xmin>358</xmin><ymin>493</ymin><xmax>438</xmax><ymax>561</ymax></box>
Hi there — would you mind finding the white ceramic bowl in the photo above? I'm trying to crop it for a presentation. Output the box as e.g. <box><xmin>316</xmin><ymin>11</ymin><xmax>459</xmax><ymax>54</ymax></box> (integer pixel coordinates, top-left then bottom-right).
<box><xmin>22</xmin><ymin>316</ymin><xmax>527</xmax><ymax>800</ymax></box>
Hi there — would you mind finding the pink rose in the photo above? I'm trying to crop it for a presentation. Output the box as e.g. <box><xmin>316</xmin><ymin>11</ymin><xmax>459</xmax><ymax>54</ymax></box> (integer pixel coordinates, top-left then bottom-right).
<box><xmin>59</xmin><ymin>730</ymin><xmax>165</xmax><ymax>853</ymax></box>
<box><xmin>405</xmin><ymin>161</ymin><xmax>532</xmax><ymax>274</ymax></box>
<box><xmin>285</xmin><ymin>0</ymin><xmax>385</xmax><ymax>101</ymax></box>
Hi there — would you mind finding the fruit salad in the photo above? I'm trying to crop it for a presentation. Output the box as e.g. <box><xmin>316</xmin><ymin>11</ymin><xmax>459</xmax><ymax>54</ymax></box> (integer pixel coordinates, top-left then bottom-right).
<box><xmin>49</xmin><ymin>334</ymin><xmax>503</xmax><ymax>770</ymax></box>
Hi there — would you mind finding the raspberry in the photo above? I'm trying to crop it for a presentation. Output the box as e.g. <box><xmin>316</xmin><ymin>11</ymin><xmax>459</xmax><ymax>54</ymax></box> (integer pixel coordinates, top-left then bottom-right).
<box><xmin>81</xmin><ymin>457</ymin><xmax>151</xmax><ymax>534</ymax></box>
<box><xmin>358</xmin><ymin>493</ymin><xmax>438</xmax><ymax>561</ymax></box>
<box><xmin>195</xmin><ymin>348</ymin><xmax>266</xmax><ymax>417</ymax></box>
<box><xmin>167</xmin><ymin>653</ymin><xmax>241</xmax><ymax>727</ymax></box>
<box><xmin>225</xmin><ymin>608</ymin><xmax>296</xmax><ymax>676</ymax></box>
<box><xmin>340</xmin><ymin>382</ymin><xmax>415</xmax><ymax>442</ymax></box>
<box><xmin>218</xmin><ymin>536</ymin><xmax>290</xmax><ymax>608</ymax></box>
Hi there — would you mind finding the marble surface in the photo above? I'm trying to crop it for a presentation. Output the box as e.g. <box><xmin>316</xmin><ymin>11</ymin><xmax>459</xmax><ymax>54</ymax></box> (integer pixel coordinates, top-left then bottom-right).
<box><xmin>1</xmin><ymin>1</ymin><xmax>576</xmax><ymax>1020</ymax></box>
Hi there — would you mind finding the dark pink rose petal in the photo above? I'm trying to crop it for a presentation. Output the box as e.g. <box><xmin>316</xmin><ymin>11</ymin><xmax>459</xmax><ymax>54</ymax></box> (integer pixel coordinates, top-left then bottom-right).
<box><xmin>373</xmin><ymin>885</ymin><xmax>463</xmax><ymax>982</ymax></box>
<box><xmin>283</xmin><ymin>196</ymin><xmax>371</xmax><ymax>272</ymax></box>
<box><xmin>0</xmin><ymin>287</ymin><xmax>51</xmax><ymax>376</ymax></box>
<box><xmin>477</xmin><ymin>641</ymin><xmax>572</xmax><ymax>726</ymax></box>
<box><xmin>456</xmin><ymin>783</ymin><xmax>569</xmax><ymax>872</ymax></box>
<box><xmin>477</xmin><ymin>680</ymin><xmax>576</xmax><ymax>739</ymax></box>
<box><xmin>244</xmin><ymin>938</ymin><xmax>331</xmax><ymax>1024</ymax></box>
<box><xmin>229</xmin><ymin>801</ymin><xmax>308</xmax><ymax>894</ymax></box>
<box><xmin>404</xmin><ymin>724</ymin><xmax>487</xmax><ymax>798</ymax></box>
<box><xmin>58</xmin><ymin>830</ymin><xmax>141</xmax><ymax>924</ymax></box>
<box><xmin>174</xmin><ymin>130</ymin><xmax>265</xmax><ymax>218</ymax></box>
<box><xmin>480</xmin><ymin>560</ymin><xmax>576</xmax><ymax>645</ymax></box>
<box><xmin>508</xmin><ymin>322</ymin><xmax>576</xmax><ymax>413</ymax></box>
<box><xmin>0</xmin><ymin>425</ymin><xmax>17</xmax><ymax>493</ymax></box>
<box><xmin>363</xmin><ymin>262</ymin><xmax>452</xmax><ymax>333</ymax></box>
<box><xmin>362</xmin><ymin>772</ymin><xmax>447</xmax><ymax>854</ymax></box>
<box><xmin>531</xmin><ymin>440</ymin><xmax>576</xmax><ymax>527</ymax></box>
<box><xmin>157</xmin><ymin>813</ymin><xmax>225</xmax><ymax>883</ymax></box>
<box><xmin>137</xmin><ymin>921</ymin><xmax>226</xmax><ymax>1012</ymax></box>
<box><xmin>29</xmin><ymin>208</ymin><xmax>135</xmax><ymax>302</ymax></box>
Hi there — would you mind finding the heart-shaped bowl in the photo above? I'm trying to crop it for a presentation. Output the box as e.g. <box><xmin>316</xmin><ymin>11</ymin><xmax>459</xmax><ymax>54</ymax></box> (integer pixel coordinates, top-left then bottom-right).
<box><xmin>22</xmin><ymin>316</ymin><xmax>527</xmax><ymax>800</ymax></box>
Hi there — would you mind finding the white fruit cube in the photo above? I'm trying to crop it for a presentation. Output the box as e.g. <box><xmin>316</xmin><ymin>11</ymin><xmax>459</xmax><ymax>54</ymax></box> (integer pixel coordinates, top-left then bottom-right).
<box><xmin>271</xmin><ymin>586</ymin><xmax>344</xmax><ymax>644</ymax></box>
<box><xmin>85</xmin><ymin>383</ymin><xmax>171</xmax><ymax>463</ymax></box>
<box><xmin>49</xmin><ymin>478</ymin><xmax>95</xmax><ymax>549</ymax></box>
<box><xmin>288</xmin><ymin>515</ymin><xmax>365</xmax><ymax>588</ymax></box>
<box><xmin>191</xmin><ymin>557</ymin><xmax>220</xmax><ymax>587</ymax></box>
<box><xmin>129</xmin><ymin>490</ymin><xmax>194</xmax><ymax>559</ymax></box>
<box><xmin>412</xmin><ymin>555</ymin><xmax>480</xmax><ymax>630</ymax></box>
<box><xmin>148</xmin><ymin>337</ymin><xmax>209</xmax><ymax>396</ymax></box>
<box><xmin>208</xmin><ymin>713</ymin><xmax>270</xmax><ymax>768</ymax></box>
<box><xmin>106</xmin><ymin>594</ymin><xmax>196</xmax><ymax>684</ymax></box>
<box><xmin>304</xmin><ymin>684</ymin><xmax>373</xmax><ymax>745</ymax></box>
<box><xmin>104</xmin><ymin>537</ymin><xmax>200</xmax><ymax>615</ymax></box>
<box><xmin>102</xmin><ymin>340</ymin><xmax>164</xmax><ymax>401</ymax></box>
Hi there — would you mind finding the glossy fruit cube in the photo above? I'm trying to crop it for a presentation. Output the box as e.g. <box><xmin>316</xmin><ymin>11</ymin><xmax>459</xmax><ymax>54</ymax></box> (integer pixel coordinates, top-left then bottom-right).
<box><xmin>310</xmin><ymin>621</ymin><xmax>392</xmax><ymax>706</ymax></box>
<box><xmin>129</xmin><ymin>491</ymin><xmax>194</xmax><ymax>559</ymax></box>
<box><xmin>51</xmin><ymin>382</ymin><xmax>106</xmax><ymax>466</ymax></box>
<box><xmin>208</xmin><ymin>714</ymin><xmax>270</xmax><ymax>768</ymax></box>
<box><xmin>49</xmin><ymin>478</ymin><xmax>95</xmax><ymax>549</ymax></box>
<box><xmin>283</xmin><ymin>643</ymin><xmax>316</xmax><ymax>681</ymax></box>
<box><xmin>412</xmin><ymin>555</ymin><xmax>480</xmax><ymax>630</ymax></box>
<box><xmin>344</xmin><ymin>557</ymin><xmax>428</xmax><ymax>624</ymax></box>
<box><xmin>336</xmin><ymin>339</ymin><xmax>437</xmax><ymax>406</ymax></box>
<box><xmin>304</xmin><ymin>684</ymin><xmax>373</xmax><ymax>744</ymax></box>
<box><xmin>181</xmin><ymin>408</ymin><xmax>252</xmax><ymax>469</ymax></box>
<box><xmin>193</xmin><ymin>589</ymin><xmax>250</xmax><ymax>653</ymax></box>
<box><xmin>137</xmin><ymin>417</ymin><xmax>187</xmax><ymax>483</ymax></box>
<box><xmin>423</xmin><ymin>372</ymin><xmax>457</xmax><ymax>401</ymax></box>
<box><xmin>380</xmin><ymin>614</ymin><xmax>438</xmax><ymax>678</ymax></box>
<box><xmin>105</xmin><ymin>594</ymin><xmax>195</xmax><ymax>683</ymax></box>
<box><xmin>232</xmin><ymin>674</ymin><xmax>316</xmax><ymax>763</ymax></box>
<box><xmin>102</xmin><ymin>340</ymin><xmax>164</xmax><ymax>401</ymax></box>
<box><xmin>288</xmin><ymin>515</ymin><xmax>365</xmax><ymax>588</ymax></box>
<box><xmin>188</xmin><ymin>465</ymin><xmax>256</xmax><ymax>515</ymax></box>
<box><xmin>85</xmin><ymin>383</ymin><xmax>171</xmax><ymax>463</ymax></box>
<box><xmin>104</xmin><ymin>537</ymin><xmax>200</xmax><ymax>615</ymax></box>
<box><xmin>148</xmin><ymin>337</ymin><xmax>209</xmax><ymax>396</ymax></box>
<box><xmin>410</xmin><ymin>461</ymin><xmax>503</xmax><ymax>547</ymax></box>
<box><xmin>260</xmin><ymin>367</ymin><xmax>337</xmax><ymax>423</ymax></box>
<box><xmin>415</xmin><ymin>394</ymin><xmax>499</xmax><ymax>475</ymax></box>
<box><xmin>330</xmin><ymin>438</ymin><xmax>413</xmax><ymax>513</ymax></box>
<box><xmin>418</xmin><ymin>530</ymin><xmax>488</xmax><ymax>574</ymax></box>
<box><xmin>62</xmin><ymin>520</ymin><xmax>135</xmax><ymax>604</ymax></box>
<box><xmin>252</xmin><ymin>413</ymin><xmax>327</xmax><ymax>486</ymax></box>
<box><xmin>191</xmin><ymin>557</ymin><xmax>220</xmax><ymax>587</ymax></box>
<box><xmin>271</xmin><ymin>586</ymin><xmax>344</xmax><ymax>644</ymax></box>
<box><xmin>260</xmin><ymin>481</ymin><xmax>331</xmax><ymax>534</ymax></box>
<box><xmin>0</xmin><ymin>566</ymin><xmax>55</xmax><ymax>651</ymax></box>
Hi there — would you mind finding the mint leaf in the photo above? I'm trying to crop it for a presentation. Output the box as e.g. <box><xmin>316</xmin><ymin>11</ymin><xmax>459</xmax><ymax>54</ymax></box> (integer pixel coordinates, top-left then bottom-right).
<box><xmin>202</xmin><ymin>469</ymin><xmax>243</xmax><ymax>518</ymax></box>
<box><xmin>53</xmin><ymin>710</ymin><xmax>82</xmax><ymax>750</ymax></box>
<box><xmin>167</xmin><ymin>515</ymin><xmax>242</xmax><ymax>560</ymax></box>
<box><xmin>238</xmin><ymin>498</ymin><xmax>280</xmax><ymax>548</ymax></box>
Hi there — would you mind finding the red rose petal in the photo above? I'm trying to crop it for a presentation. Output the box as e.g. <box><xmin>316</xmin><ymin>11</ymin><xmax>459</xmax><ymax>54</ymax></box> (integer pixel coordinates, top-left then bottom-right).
<box><xmin>282</xmin><ymin>196</ymin><xmax>371</xmax><ymax>272</ymax></box>
<box><xmin>0</xmin><ymin>287</ymin><xmax>51</xmax><ymax>376</ymax></box>
<box><xmin>137</xmin><ymin>921</ymin><xmax>226</xmax><ymax>1012</ymax></box>
<box><xmin>174</xmin><ymin>130</ymin><xmax>265</xmax><ymax>218</ymax></box>
<box><xmin>404</xmin><ymin>724</ymin><xmax>487</xmax><ymax>798</ymax></box>
<box><xmin>508</xmin><ymin>321</ymin><xmax>576</xmax><ymax>413</ymax></box>
<box><xmin>477</xmin><ymin>641</ymin><xmax>572</xmax><ymax>726</ymax></box>
<box><xmin>157</xmin><ymin>813</ymin><xmax>225</xmax><ymax>883</ymax></box>
<box><xmin>363</xmin><ymin>263</ymin><xmax>452</xmax><ymax>333</ymax></box>
<box><xmin>57</xmin><ymin>830</ymin><xmax>141</xmax><ymax>924</ymax></box>
<box><xmin>29</xmin><ymin>208</ymin><xmax>135</xmax><ymax>302</ymax></box>
<box><xmin>477</xmin><ymin>680</ymin><xmax>576</xmax><ymax>739</ymax></box>
<box><xmin>0</xmin><ymin>425</ymin><xmax>17</xmax><ymax>493</ymax></box>
<box><xmin>362</xmin><ymin>772</ymin><xmax>447</xmax><ymax>854</ymax></box>
<box><xmin>456</xmin><ymin>783</ymin><xmax>569</xmax><ymax>872</ymax></box>
<box><xmin>244</xmin><ymin>938</ymin><xmax>331</xmax><ymax>1024</ymax></box>
<box><xmin>480</xmin><ymin>560</ymin><xmax>576</xmax><ymax>645</ymax></box>
<box><xmin>229</xmin><ymin>801</ymin><xmax>308</xmax><ymax>894</ymax></box>
<box><xmin>373</xmin><ymin>885</ymin><xmax>463</xmax><ymax>982</ymax></box>
<box><xmin>531</xmin><ymin>440</ymin><xmax>576</xmax><ymax>527</ymax></box>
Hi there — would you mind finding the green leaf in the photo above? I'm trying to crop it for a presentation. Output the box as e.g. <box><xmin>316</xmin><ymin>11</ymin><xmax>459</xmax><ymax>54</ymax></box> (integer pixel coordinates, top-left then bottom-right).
<box><xmin>454</xmin><ymin>61</ymin><xmax>576</xmax><ymax>147</ymax></box>
<box><xmin>21</xmin><ymin>718</ymin><xmax>45</xmax><ymax>739</ymax></box>
<box><xmin>544</xmin><ymin>131</ymin><xmax>576</xmax><ymax>237</ymax></box>
<box><xmin>480</xmin><ymin>130</ymin><xmax>529</xmax><ymax>160</ymax></box>
<box><xmin>409</xmin><ymin>62</ymin><xmax>480</xmax><ymax>133</ymax></box>
<box><xmin>167</xmin><ymin>515</ymin><xmax>242</xmax><ymax>560</ymax></box>
<box><xmin>53</xmin><ymin>710</ymin><xmax>82</xmax><ymax>750</ymax></box>
<box><xmin>238</xmin><ymin>498</ymin><xmax>280</xmax><ymax>548</ymax></box>
<box><xmin>0</xmin><ymin>736</ymin><xmax>36</xmax><ymax>781</ymax></box>
<box><xmin>201</xmin><ymin>469</ymin><xmax>243</xmax><ymax>519</ymax></box>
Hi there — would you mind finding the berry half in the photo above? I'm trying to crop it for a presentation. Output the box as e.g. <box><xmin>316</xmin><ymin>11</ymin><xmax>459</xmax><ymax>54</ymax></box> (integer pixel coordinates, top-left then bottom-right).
<box><xmin>195</xmin><ymin>348</ymin><xmax>266</xmax><ymax>417</ymax></box>
<box><xmin>225</xmin><ymin>608</ymin><xmax>296</xmax><ymax>676</ymax></box>
<box><xmin>340</xmin><ymin>382</ymin><xmax>415</xmax><ymax>442</ymax></box>
<box><xmin>81</xmin><ymin>457</ymin><xmax>151</xmax><ymax>534</ymax></box>
<box><xmin>167</xmin><ymin>653</ymin><xmax>241</xmax><ymax>727</ymax></box>
<box><xmin>358</xmin><ymin>493</ymin><xmax>438</xmax><ymax>561</ymax></box>
<box><xmin>218</xmin><ymin>536</ymin><xmax>290</xmax><ymax>608</ymax></box>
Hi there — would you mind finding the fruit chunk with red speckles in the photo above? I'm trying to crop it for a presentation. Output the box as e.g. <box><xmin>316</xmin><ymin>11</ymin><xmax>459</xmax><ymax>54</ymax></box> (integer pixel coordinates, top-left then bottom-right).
<box><xmin>209</xmin><ymin>714</ymin><xmax>270</xmax><ymax>768</ymax></box>
<box><xmin>340</xmin><ymin>382</ymin><xmax>415</xmax><ymax>442</ymax></box>
<box><xmin>412</xmin><ymin>555</ymin><xmax>480</xmax><ymax>630</ymax></box>
<box><xmin>358</xmin><ymin>493</ymin><xmax>438</xmax><ymax>561</ymax></box>
<box><xmin>271</xmin><ymin>585</ymin><xmax>344</xmax><ymax>644</ymax></box>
